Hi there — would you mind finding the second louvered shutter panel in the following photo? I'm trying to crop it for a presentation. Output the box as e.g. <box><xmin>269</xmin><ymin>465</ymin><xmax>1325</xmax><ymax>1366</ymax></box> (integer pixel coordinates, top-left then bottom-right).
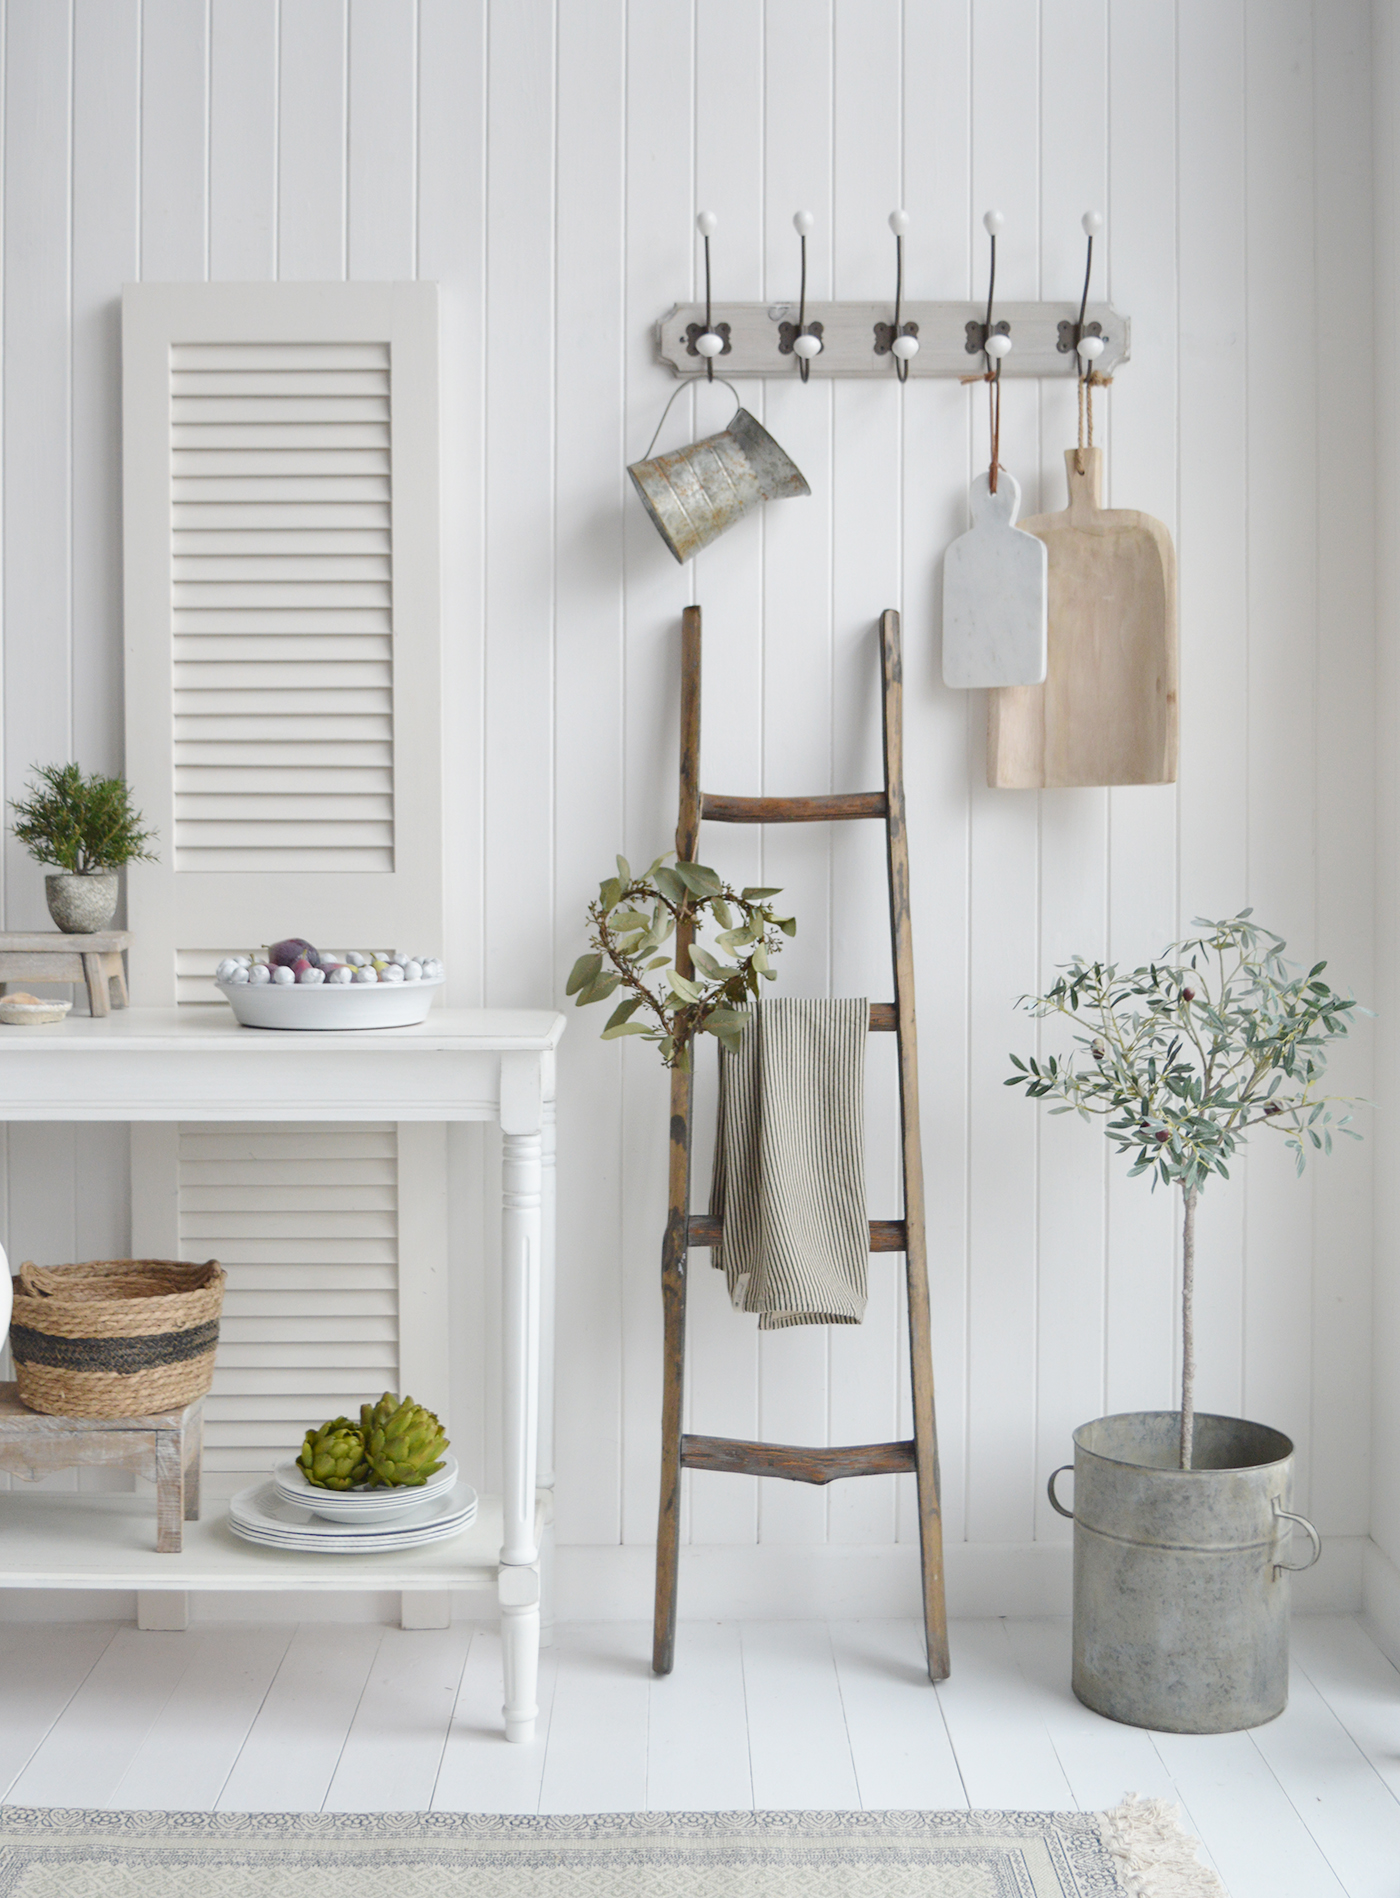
<box><xmin>122</xmin><ymin>283</ymin><xmax>442</xmax><ymax>1003</ymax></box>
<box><xmin>131</xmin><ymin>1121</ymin><xmax>450</xmax><ymax>1501</ymax></box>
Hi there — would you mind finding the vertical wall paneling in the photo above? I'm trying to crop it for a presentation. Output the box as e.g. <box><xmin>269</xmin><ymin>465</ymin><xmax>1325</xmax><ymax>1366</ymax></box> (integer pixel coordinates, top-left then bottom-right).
<box><xmin>1307</xmin><ymin>1</ymin><xmax>1374</xmax><ymax>1537</ymax></box>
<box><xmin>418</xmin><ymin>0</ymin><xmax>489</xmax><ymax>1504</ymax></box>
<box><xmin>898</xmin><ymin>0</ymin><xmax>972</xmax><ymax>1549</ymax></box>
<box><xmin>684</xmin><ymin>0</ymin><xmax>769</xmax><ymax>1554</ymax></box>
<box><xmin>210</xmin><ymin>0</ymin><xmax>276</xmax><ymax>282</ymax></box>
<box><xmin>1031</xmin><ymin>0</ymin><xmax>1110</xmax><ymax>1544</ymax></box>
<box><xmin>551</xmin><ymin>0</ymin><xmax>626</xmax><ymax>1548</ymax></box>
<box><xmin>0</xmin><ymin>0</ymin><xmax>1380</xmax><ymax>1610</ymax></box>
<box><xmin>823</xmin><ymin>0</ymin><xmax>901</xmax><ymax>1553</ymax></box>
<box><xmin>1101</xmin><ymin>0</ymin><xmax>1181</xmax><ymax>1425</ymax></box>
<box><xmin>964</xmin><ymin>0</ymin><xmax>1043</xmax><ymax>1548</ymax></box>
<box><xmin>279</xmin><ymin>0</ymin><xmax>347</xmax><ymax>281</ymax></box>
<box><xmin>346</xmin><ymin>0</ymin><xmax>416</xmax><ymax>283</ymax></box>
<box><xmin>617</xmin><ymin>0</ymin><xmax>692</xmax><ymax>1551</ymax></box>
<box><xmin>1176</xmin><ymin>0</ymin><xmax>1249</xmax><ymax>1430</ymax></box>
<box><xmin>139</xmin><ymin>0</ymin><xmax>208</xmax><ymax>281</ymax></box>
<box><xmin>1239</xmin><ymin>0</ymin><xmax>1321</xmax><ymax>1491</ymax></box>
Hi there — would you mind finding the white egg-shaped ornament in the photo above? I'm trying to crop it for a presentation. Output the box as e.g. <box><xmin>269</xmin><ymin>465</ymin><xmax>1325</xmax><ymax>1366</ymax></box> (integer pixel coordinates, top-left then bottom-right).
<box><xmin>249</xmin><ymin>963</ymin><xmax>271</xmax><ymax>986</ymax></box>
<box><xmin>381</xmin><ymin>963</ymin><xmax>405</xmax><ymax>983</ymax></box>
<box><xmin>229</xmin><ymin>967</ymin><xmax>251</xmax><ymax>985</ymax></box>
<box><xmin>891</xmin><ymin>333</ymin><xmax>920</xmax><ymax>362</ymax></box>
<box><xmin>271</xmin><ymin>965</ymin><xmax>294</xmax><ymax>985</ymax></box>
<box><xmin>330</xmin><ymin>965</ymin><xmax>354</xmax><ymax>985</ymax></box>
<box><xmin>298</xmin><ymin>965</ymin><xmax>325</xmax><ymax>985</ymax></box>
<box><xmin>404</xmin><ymin>960</ymin><xmax>423</xmax><ymax>982</ymax></box>
<box><xmin>216</xmin><ymin>957</ymin><xmax>237</xmax><ymax>981</ymax></box>
<box><xmin>353</xmin><ymin>966</ymin><xmax>378</xmax><ymax>984</ymax></box>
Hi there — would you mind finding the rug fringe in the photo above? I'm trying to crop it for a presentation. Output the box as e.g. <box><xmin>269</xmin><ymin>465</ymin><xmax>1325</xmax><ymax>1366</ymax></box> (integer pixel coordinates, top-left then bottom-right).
<box><xmin>1097</xmin><ymin>1794</ymin><xmax>1229</xmax><ymax>1897</ymax></box>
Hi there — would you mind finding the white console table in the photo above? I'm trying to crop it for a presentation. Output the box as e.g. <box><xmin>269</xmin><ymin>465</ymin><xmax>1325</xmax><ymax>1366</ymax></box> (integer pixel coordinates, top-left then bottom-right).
<box><xmin>0</xmin><ymin>1008</ymin><xmax>564</xmax><ymax>1744</ymax></box>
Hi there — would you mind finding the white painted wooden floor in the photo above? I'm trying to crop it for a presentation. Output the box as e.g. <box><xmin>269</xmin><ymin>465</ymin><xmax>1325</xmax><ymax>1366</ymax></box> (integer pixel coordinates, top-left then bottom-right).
<box><xmin>1</xmin><ymin>1615</ymin><xmax>1398</xmax><ymax>1897</ymax></box>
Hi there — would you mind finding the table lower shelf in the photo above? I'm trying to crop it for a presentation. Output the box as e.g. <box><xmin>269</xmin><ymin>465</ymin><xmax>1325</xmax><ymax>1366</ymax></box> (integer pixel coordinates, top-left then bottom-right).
<box><xmin>0</xmin><ymin>1487</ymin><xmax>550</xmax><ymax>1592</ymax></box>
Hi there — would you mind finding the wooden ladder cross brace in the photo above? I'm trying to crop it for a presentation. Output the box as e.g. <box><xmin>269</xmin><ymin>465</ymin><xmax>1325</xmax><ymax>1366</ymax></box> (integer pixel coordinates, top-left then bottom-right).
<box><xmin>653</xmin><ymin>605</ymin><xmax>950</xmax><ymax>1683</ymax></box>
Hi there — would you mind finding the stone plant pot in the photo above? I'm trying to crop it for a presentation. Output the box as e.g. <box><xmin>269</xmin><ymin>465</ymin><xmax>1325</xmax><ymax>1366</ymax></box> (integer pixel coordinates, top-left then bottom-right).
<box><xmin>45</xmin><ymin>871</ymin><xmax>119</xmax><ymax>934</ymax></box>
<box><xmin>1047</xmin><ymin>1411</ymin><xmax>1322</xmax><ymax>1733</ymax></box>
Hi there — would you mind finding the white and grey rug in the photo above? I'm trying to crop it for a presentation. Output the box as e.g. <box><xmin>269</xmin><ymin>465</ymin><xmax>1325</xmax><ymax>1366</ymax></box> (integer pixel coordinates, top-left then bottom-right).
<box><xmin>0</xmin><ymin>1800</ymin><xmax>1225</xmax><ymax>1896</ymax></box>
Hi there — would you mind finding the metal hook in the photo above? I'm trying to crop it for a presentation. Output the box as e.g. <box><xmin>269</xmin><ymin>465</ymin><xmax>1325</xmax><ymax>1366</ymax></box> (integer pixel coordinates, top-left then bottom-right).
<box><xmin>965</xmin><ymin>209</ymin><xmax>1012</xmax><ymax>368</ymax></box>
<box><xmin>873</xmin><ymin>210</ymin><xmax>919</xmax><ymax>379</ymax></box>
<box><xmin>686</xmin><ymin>211</ymin><xmax>730</xmax><ymax>380</ymax></box>
<box><xmin>778</xmin><ymin>212</ymin><xmax>824</xmax><ymax>380</ymax></box>
<box><xmin>1058</xmin><ymin>209</ymin><xmax>1107</xmax><ymax>367</ymax></box>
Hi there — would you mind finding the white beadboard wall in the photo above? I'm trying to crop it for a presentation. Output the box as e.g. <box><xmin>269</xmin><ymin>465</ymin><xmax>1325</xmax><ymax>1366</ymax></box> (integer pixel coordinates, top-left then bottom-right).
<box><xmin>0</xmin><ymin>0</ymin><xmax>1380</xmax><ymax>1619</ymax></box>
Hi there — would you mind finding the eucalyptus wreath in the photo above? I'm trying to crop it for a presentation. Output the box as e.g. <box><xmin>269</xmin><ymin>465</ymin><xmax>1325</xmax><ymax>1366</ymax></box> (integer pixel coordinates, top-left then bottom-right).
<box><xmin>1005</xmin><ymin>911</ymin><xmax>1362</xmax><ymax>1470</ymax></box>
<box><xmin>567</xmin><ymin>853</ymin><xmax>794</xmax><ymax>1069</ymax></box>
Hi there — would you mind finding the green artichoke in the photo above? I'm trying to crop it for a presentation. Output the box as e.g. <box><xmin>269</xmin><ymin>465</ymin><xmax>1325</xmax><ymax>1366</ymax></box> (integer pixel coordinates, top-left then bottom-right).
<box><xmin>360</xmin><ymin>1391</ymin><xmax>450</xmax><ymax>1487</ymax></box>
<box><xmin>298</xmin><ymin>1416</ymin><xmax>370</xmax><ymax>1490</ymax></box>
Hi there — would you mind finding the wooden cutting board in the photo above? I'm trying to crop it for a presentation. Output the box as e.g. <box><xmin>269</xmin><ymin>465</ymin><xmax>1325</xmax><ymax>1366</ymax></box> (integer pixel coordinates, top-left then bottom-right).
<box><xmin>987</xmin><ymin>446</ymin><xmax>1178</xmax><ymax>788</ymax></box>
<box><xmin>941</xmin><ymin>471</ymin><xmax>1048</xmax><ymax>688</ymax></box>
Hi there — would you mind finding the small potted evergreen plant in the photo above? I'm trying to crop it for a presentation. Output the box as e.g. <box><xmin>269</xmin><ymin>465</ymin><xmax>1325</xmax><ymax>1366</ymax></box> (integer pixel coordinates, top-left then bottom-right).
<box><xmin>1007</xmin><ymin>912</ymin><xmax>1361</xmax><ymax>1734</ymax></box>
<box><xmin>10</xmin><ymin>764</ymin><xmax>159</xmax><ymax>933</ymax></box>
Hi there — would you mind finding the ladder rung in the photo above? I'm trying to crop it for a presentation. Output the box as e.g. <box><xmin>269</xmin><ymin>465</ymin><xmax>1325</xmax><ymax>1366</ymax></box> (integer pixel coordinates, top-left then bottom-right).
<box><xmin>680</xmin><ymin>1434</ymin><xmax>917</xmax><ymax>1484</ymax></box>
<box><xmin>701</xmin><ymin>791</ymin><xmax>888</xmax><ymax>823</ymax></box>
<box><xmin>687</xmin><ymin>1215</ymin><xmax>907</xmax><ymax>1252</ymax></box>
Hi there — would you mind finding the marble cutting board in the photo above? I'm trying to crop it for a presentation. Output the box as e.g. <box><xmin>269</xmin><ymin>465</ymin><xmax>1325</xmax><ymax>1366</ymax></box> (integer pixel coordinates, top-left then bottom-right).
<box><xmin>941</xmin><ymin>471</ymin><xmax>1049</xmax><ymax>689</ymax></box>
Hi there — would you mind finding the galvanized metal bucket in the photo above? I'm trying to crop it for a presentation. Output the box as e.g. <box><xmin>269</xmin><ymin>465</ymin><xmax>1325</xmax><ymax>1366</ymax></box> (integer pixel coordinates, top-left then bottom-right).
<box><xmin>1047</xmin><ymin>1411</ymin><xmax>1321</xmax><ymax>1733</ymax></box>
<box><xmin>628</xmin><ymin>404</ymin><xmax>810</xmax><ymax>563</ymax></box>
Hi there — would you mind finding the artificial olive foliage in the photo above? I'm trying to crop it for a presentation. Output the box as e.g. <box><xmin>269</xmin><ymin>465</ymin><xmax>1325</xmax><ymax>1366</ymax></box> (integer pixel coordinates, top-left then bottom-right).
<box><xmin>1004</xmin><ymin>911</ymin><xmax>1361</xmax><ymax>1191</ymax></box>
<box><xmin>568</xmin><ymin>852</ymin><xmax>795</xmax><ymax>1068</ymax></box>
<box><xmin>10</xmin><ymin>762</ymin><xmax>159</xmax><ymax>874</ymax></box>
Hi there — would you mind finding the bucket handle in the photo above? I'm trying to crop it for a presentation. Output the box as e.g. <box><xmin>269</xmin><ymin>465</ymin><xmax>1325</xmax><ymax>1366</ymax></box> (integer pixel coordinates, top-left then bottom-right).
<box><xmin>1047</xmin><ymin>1464</ymin><xmax>1074</xmax><ymax>1519</ymax></box>
<box><xmin>640</xmin><ymin>378</ymin><xmax>743</xmax><ymax>463</ymax></box>
<box><xmin>1272</xmin><ymin>1503</ymin><xmax>1322</xmax><ymax>1577</ymax></box>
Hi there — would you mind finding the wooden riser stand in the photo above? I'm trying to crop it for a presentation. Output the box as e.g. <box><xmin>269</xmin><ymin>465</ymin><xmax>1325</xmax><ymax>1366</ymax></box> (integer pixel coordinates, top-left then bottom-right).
<box><xmin>652</xmin><ymin>606</ymin><xmax>949</xmax><ymax>1683</ymax></box>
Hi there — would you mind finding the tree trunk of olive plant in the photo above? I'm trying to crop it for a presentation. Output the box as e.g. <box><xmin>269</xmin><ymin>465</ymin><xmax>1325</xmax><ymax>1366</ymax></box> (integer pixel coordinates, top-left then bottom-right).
<box><xmin>1180</xmin><ymin>1186</ymin><xmax>1198</xmax><ymax>1471</ymax></box>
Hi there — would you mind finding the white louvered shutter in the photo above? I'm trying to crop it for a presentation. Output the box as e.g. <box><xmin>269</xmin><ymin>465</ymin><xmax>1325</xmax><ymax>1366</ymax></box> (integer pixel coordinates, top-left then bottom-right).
<box><xmin>122</xmin><ymin>286</ymin><xmax>451</xmax><ymax>1482</ymax></box>
<box><xmin>131</xmin><ymin>1121</ymin><xmax>449</xmax><ymax>1501</ymax></box>
<box><xmin>122</xmin><ymin>282</ymin><xmax>442</xmax><ymax>1000</ymax></box>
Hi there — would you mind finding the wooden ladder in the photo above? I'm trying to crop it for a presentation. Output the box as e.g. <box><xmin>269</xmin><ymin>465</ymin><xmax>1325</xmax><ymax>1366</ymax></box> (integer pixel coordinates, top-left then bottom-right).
<box><xmin>653</xmin><ymin>604</ymin><xmax>950</xmax><ymax>1683</ymax></box>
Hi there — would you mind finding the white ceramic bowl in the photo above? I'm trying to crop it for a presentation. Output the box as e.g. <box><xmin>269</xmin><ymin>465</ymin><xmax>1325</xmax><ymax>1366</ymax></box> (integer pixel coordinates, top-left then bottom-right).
<box><xmin>273</xmin><ymin>1452</ymin><xmax>458</xmax><ymax>1522</ymax></box>
<box><xmin>217</xmin><ymin>974</ymin><xmax>443</xmax><ymax>1031</ymax></box>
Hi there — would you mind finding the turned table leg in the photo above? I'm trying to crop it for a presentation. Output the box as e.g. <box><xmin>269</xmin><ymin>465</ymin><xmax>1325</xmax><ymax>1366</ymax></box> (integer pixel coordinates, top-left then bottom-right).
<box><xmin>499</xmin><ymin>1055</ymin><xmax>543</xmax><ymax>1743</ymax></box>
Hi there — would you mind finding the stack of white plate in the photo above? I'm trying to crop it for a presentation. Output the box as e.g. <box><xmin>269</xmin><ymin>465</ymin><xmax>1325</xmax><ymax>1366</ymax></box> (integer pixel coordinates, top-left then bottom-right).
<box><xmin>273</xmin><ymin>1453</ymin><xmax>459</xmax><ymax>1523</ymax></box>
<box><xmin>228</xmin><ymin>1473</ymin><xmax>477</xmax><ymax>1554</ymax></box>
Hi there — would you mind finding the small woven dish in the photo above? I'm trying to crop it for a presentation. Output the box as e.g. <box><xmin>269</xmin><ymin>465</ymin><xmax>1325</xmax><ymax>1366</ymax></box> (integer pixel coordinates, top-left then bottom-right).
<box><xmin>10</xmin><ymin>1258</ymin><xmax>225</xmax><ymax>1418</ymax></box>
<box><xmin>0</xmin><ymin>993</ymin><xmax>71</xmax><ymax>1026</ymax></box>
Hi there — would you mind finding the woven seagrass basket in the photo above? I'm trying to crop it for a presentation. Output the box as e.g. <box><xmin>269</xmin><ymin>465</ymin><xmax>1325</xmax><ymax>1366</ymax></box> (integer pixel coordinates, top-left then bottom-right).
<box><xmin>10</xmin><ymin>1258</ymin><xmax>225</xmax><ymax>1418</ymax></box>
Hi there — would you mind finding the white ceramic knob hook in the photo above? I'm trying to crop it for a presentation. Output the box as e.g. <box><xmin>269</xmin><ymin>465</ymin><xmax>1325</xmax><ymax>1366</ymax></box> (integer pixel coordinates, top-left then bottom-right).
<box><xmin>793</xmin><ymin>332</ymin><xmax>822</xmax><ymax>360</ymax></box>
<box><xmin>696</xmin><ymin>210</ymin><xmax>718</xmax><ymax>238</ymax></box>
<box><xmin>983</xmin><ymin>209</ymin><xmax>1004</xmax><ymax>236</ymax></box>
<box><xmin>793</xmin><ymin>210</ymin><xmax>815</xmax><ymax>237</ymax></box>
<box><xmin>891</xmin><ymin>333</ymin><xmax>920</xmax><ymax>361</ymax></box>
<box><xmin>694</xmin><ymin>331</ymin><xmax>725</xmax><ymax>359</ymax></box>
<box><xmin>889</xmin><ymin>208</ymin><xmax>911</xmax><ymax>237</ymax></box>
<box><xmin>1077</xmin><ymin>333</ymin><xmax>1105</xmax><ymax>362</ymax></box>
<box><xmin>1082</xmin><ymin>209</ymin><xmax>1103</xmax><ymax>236</ymax></box>
<box><xmin>985</xmin><ymin>331</ymin><xmax>1012</xmax><ymax>360</ymax></box>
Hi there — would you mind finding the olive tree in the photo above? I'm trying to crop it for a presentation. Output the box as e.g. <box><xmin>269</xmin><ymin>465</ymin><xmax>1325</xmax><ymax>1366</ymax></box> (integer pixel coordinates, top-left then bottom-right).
<box><xmin>1006</xmin><ymin>913</ymin><xmax>1361</xmax><ymax>1469</ymax></box>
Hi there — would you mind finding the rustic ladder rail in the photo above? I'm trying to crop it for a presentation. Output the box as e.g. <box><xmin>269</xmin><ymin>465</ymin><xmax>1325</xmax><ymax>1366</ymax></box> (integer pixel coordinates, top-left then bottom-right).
<box><xmin>653</xmin><ymin>605</ymin><xmax>950</xmax><ymax>1682</ymax></box>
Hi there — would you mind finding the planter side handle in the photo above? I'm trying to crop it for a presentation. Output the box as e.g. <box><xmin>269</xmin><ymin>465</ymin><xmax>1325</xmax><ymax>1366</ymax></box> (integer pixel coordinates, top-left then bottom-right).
<box><xmin>1272</xmin><ymin>1504</ymin><xmax>1321</xmax><ymax>1576</ymax></box>
<box><xmin>1047</xmin><ymin>1464</ymin><xmax>1074</xmax><ymax>1519</ymax></box>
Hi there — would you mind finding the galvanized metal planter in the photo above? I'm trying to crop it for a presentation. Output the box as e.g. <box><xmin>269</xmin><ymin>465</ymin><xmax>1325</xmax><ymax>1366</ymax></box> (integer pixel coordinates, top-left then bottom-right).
<box><xmin>628</xmin><ymin>407</ymin><xmax>809</xmax><ymax>563</ymax></box>
<box><xmin>1047</xmin><ymin>1410</ymin><xmax>1321</xmax><ymax>1733</ymax></box>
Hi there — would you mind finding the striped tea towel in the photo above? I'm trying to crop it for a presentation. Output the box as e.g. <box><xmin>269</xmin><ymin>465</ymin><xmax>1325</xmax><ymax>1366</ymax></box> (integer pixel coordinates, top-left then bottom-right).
<box><xmin>710</xmin><ymin>997</ymin><xmax>869</xmax><ymax>1329</ymax></box>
